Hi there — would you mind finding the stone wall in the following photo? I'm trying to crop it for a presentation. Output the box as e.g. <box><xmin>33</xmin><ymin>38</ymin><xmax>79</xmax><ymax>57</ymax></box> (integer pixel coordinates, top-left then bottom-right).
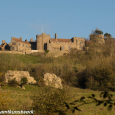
<box><xmin>90</xmin><ymin>34</ymin><xmax>105</xmax><ymax>44</ymax></box>
<box><xmin>0</xmin><ymin>51</ymin><xmax>24</xmax><ymax>54</ymax></box>
<box><xmin>36</xmin><ymin>33</ymin><xmax>50</xmax><ymax>50</ymax></box>
<box><xmin>9</xmin><ymin>37</ymin><xmax>31</xmax><ymax>52</ymax></box>
<box><xmin>48</xmin><ymin>37</ymin><xmax>85</xmax><ymax>51</ymax></box>
<box><xmin>48</xmin><ymin>42</ymin><xmax>73</xmax><ymax>51</ymax></box>
<box><xmin>75</xmin><ymin>37</ymin><xmax>85</xmax><ymax>50</ymax></box>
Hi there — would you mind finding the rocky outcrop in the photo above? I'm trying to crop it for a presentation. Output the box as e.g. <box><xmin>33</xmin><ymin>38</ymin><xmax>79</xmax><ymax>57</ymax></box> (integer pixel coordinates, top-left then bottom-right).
<box><xmin>5</xmin><ymin>70</ymin><xmax>36</xmax><ymax>84</ymax></box>
<box><xmin>43</xmin><ymin>73</ymin><xmax>63</xmax><ymax>89</ymax></box>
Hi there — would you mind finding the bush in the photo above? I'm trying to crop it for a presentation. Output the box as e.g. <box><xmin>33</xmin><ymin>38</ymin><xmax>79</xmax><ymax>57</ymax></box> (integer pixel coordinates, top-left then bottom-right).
<box><xmin>0</xmin><ymin>92</ymin><xmax>12</xmax><ymax>111</ymax></box>
<box><xmin>45</xmin><ymin>49</ymin><xmax>49</xmax><ymax>54</ymax></box>
<box><xmin>31</xmin><ymin>87</ymin><xmax>69</xmax><ymax>115</ymax></box>
<box><xmin>8</xmin><ymin>78</ymin><xmax>18</xmax><ymax>87</ymax></box>
<box><xmin>0</xmin><ymin>72</ymin><xmax>5</xmax><ymax>82</ymax></box>
<box><xmin>21</xmin><ymin>77</ymin><xmax>28</xmax><ymax>85</ymax></box>
<box><xmin>36</xmin><ymin>77</ymin><xmax>45</xmax><ymax>87</ymax></box>
<box><xmin>0</xmin><ymin>81</ymin><xmax>8</xmax><ymax>87</ymax></box>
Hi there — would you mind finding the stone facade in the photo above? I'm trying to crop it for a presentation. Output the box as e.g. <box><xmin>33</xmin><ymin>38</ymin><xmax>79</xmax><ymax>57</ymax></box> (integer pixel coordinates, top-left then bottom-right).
<box><xmin>1</xmin><ymin>32</ymin><xmax>103</xmax><ymax>53</ymax></box>
<box><xmin>35</xmin><ymin>33</ymin><xmax>85</xmax><ymax>51</ymax></box>
<box><xmin>0</xmin><ymin>40</ymin><xmax>10</xmax><ymax>50</ymax></box>
<box><xmin>9</xmin><ymin>37</ymin><xmax>31</xmax><ymax>53</ymax></box>
<box><xmin>36</xmin><ymin>33</ymin><xmax>50</xmax><ymax>50</ymax></box>
<box><xmin>90</xmin><ymin>34</ymin><xmax>105</xmax><ymax>44</ymax></box>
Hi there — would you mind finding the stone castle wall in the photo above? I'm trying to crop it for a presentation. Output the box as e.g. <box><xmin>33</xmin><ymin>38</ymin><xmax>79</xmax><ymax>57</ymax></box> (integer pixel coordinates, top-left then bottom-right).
<box><xmin>36</xmin><ymin>33</ymin><xmax>50</xmax><ymax>50</ymax></box>
<box><xmin>0</xmin><ymin>33</ymin><xmax>96</xmax><ymax>53</ymax></box>
<box><xmin>90</xmin><ymin>34</ymin><xmax>105</xmax><ymax>44</ymax></box>
<box><xmin>48</xmin><ymin>42</ymin><xmax>73</xmax><ymax>51</ymax></box>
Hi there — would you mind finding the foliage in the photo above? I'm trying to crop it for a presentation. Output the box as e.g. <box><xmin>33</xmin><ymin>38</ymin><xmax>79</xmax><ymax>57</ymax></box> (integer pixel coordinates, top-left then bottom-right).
<box><xmin>104</xmin><ymin>32</ymin><xmax>111</xmax><ymax>37</ymax></box>
<box><xmin>45</xmin><ymin>49</ymin><xmax>49</xmax><ymax>53</ymax></box>
<box><xmin>8</xmin><ymin>78</ymin><xmax>18</xmax><ymax>87</ymax></box>
<box><xmin>20</xmin><ymin>77</ymin><xmax>28</xmax><ymax>87</ymax></box>
<box><xmin>31</xmin><ymin>87</ymin><xmax>69</xmax><ymax>115</ymax></box>
<box><xmin>92</xmin><ymin>28</ymin><xmax>103</xmax><ymax>35</ymax></box>
<box><xmin>0</xmin><ymin>92</ymin><xmax>12</xmax><ymax>111</ymax></box>
<box><xmin>0</xmin><ymin>72</ymin><xmax>5</xmax><ymax>82</ymax></box>
<box><xmin>65</xmin><ymin>91</ymin><xmax>115</xmax><ymax>113</ymax></box>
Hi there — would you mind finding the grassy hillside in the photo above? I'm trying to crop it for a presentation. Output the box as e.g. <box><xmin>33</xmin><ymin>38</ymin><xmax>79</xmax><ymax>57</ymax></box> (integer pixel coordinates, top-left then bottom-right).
<box><xmin>1</xmin><ymin>40</ymin><xmax>115</xmax><ymax>114</ymax></box>
<box><xmin>0</xmin><ymin>85</ymin><xmax>115</xmax><ymax>115</ymax></box>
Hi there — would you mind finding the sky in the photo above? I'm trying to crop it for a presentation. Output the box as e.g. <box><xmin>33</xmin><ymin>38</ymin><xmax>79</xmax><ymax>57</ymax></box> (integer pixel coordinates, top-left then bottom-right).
<box><xmin>0</xmin><ymin>0</ymin><xmax>115</xmax><ymax>43</ymax></box>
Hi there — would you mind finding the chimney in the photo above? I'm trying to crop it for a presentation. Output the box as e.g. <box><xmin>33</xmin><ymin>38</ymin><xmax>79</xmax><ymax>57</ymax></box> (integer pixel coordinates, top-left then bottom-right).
<box><xmin>25</xmin><ymin>39</ymin><xmax>28</xmax><ymax>42</ymax></box>
<box><xmin>11</xmin><ymin>36</ymin><xmax>13</xmax><ymax>41</ymax></box>
<box><xmin>55</xmin><ymin>33</ymin><xmax>57</xmax><ymax>40</ymax></box>
<box><xmin>2</xmin><ymin>40</ymin><xmax>5</xmax><ymax>44</ymax></box>
<box><xmin>30</xmin><ymin>38</ymin><xmax>33</xmax><ymax>42</ymax></box>
<box><xmin>20</xmin><ymin>37</ymin><xmax>22</xmax><ymax>41</ymax></box>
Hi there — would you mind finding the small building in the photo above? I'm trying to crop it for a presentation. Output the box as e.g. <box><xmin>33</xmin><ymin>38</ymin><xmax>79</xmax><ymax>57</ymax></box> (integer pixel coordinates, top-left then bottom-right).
<box><xmin>9</xmin><ymin>37</ymin><xmax>31</xmax><ymax>53</ymax></box>
<box><xmin>0</xmin><ymin>40</ymin><xmax>10</xmax><ymax>50</ymax></box>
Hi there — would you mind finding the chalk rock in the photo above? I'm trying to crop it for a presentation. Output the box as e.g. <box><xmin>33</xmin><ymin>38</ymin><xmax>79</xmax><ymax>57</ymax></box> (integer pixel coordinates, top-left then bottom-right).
<box><xmin>44</xmin><ymin>73</ymin><xmax>63</xmax><ymax>89</ymax></box>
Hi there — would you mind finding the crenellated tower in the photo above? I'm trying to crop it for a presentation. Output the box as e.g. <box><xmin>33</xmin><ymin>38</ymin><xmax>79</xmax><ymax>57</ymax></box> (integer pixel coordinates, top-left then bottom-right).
<box><xmin>36</xmin><ymin>33</ymin><xmax>50</xmax><ymax>50</ymax></box>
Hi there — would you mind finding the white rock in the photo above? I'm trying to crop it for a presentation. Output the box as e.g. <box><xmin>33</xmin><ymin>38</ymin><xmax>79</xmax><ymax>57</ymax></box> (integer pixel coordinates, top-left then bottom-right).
<box><xmin>5</xmin><ymin>70</ymin><xmax>36</xmax><ymax>84</ymax></box>
<box><xmin>44</xmin><ymin>73</ymin><xmax>63</xmax><ymax>89</ymax></box>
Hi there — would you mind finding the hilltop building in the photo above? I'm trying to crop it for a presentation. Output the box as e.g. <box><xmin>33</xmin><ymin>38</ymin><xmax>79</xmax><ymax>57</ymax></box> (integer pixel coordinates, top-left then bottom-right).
<box><xmin>36</xmin><ymin>33</ymin><xmax>85</xmax><ymax>51</ymax></box>
<box><xmin>9</xmin><ymin>37</ymin><xmax>31</xmax><ymax>53</ymax></box>
<box><xmin>0</xmin><ymin>32</ymin><xmax>105</xmax><ymax>54</ymax></box>
<box><xmin>0</xmin><ymin>33</ymin><xmax>86</xmax><ymax>53</ymax></box>
<box><xmin>0</xmin><ymin>40</ymin><xmax>10</xmax><ymax>50</ymax></box>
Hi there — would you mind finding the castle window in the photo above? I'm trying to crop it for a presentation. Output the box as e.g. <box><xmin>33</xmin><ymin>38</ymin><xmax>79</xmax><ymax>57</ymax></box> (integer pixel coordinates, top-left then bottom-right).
<box><xmin>12</xmin><ymin>42</ymin><xmax>16</xmax><ymax>45</ymax></box>
<box><xmin>12</xmin><ymin>47</ymin><xmax>15</xmax><ymax>50</ymax></box>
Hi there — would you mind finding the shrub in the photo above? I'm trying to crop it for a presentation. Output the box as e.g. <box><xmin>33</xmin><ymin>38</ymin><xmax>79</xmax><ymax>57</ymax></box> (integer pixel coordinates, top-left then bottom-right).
<box><xmin>31</xmin><ymin>87</ymin><xmax>69</xmax><ymax>115</ymax></box>
<box><xmin>61</xmin><ymin>72</ymin><xmax>78</xmax><ymax>87</ymax></box>
<box><xmin>0</xmin><ymin>81</ymin><xmax>8</xmax><ymax>87</ymax></box>
<box><xmin>45</xmin><ymin>49</ymin><xmax>49</xmax><ymax>54</ymax></box>
<box><xmin>8</xmin><ymin>78</ymin><xmax>18</xmax><ymax>87</ymax></box>
<box><xmin>21</xmin><ymin>77</ymin><xmax>28</xmax><ymax>85</ymax></box>
<box><xmin>36</xmin><ymin>78</ymin><xmax>45</xmax><ymax>87</ymax></box>
<box><xmin>0</xmin><ymin>92</ymin><xmax>12</xmax><ymax>111</ymax></box>
<box><xmin>0</xmin><ymin>72</ymin><xmax>5</xmax><ymax>82</ymax></box>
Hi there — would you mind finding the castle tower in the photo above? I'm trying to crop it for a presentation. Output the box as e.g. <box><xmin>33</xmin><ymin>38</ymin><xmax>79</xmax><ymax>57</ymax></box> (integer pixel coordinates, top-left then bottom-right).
<box><xmin>90</xmin><ymin>34</ymin><xmax>105</xmax><ymax>44</ymax></box>
<box><xmin>2</xmin><ymin>40</ymin><xmax>5</xmax><ymax>44</ymax></box>
<box><xmin>36</xmin><ymin>33</ymin><xmax>50</xmax><ymax>50</ymax></box>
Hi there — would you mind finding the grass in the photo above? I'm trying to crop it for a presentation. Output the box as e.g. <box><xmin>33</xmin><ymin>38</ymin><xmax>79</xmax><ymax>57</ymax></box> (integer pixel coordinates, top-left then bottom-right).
<box><xmin>0</xmin><ymin>85</ymin><xmax>115</xmax><ymax>115</ymax></box>
<box><xmin>0</xmin><ymin>44</ymin><xmax>115</xmax><ymax>114</ymax></box>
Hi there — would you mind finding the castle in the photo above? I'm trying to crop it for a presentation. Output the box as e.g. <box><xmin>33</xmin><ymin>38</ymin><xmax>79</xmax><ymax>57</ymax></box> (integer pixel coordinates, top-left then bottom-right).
<box><xmin>0</xmin><ymin>33</ymin><xmax>105</xmax><ymax>54</ymax></box>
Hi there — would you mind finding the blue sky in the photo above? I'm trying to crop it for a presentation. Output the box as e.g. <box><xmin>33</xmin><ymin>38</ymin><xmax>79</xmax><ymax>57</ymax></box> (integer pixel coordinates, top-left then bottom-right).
<box><xmin>0</xmin><ymin>0</ymin><xmax>115</xmax><ymax>43</ymax></box>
